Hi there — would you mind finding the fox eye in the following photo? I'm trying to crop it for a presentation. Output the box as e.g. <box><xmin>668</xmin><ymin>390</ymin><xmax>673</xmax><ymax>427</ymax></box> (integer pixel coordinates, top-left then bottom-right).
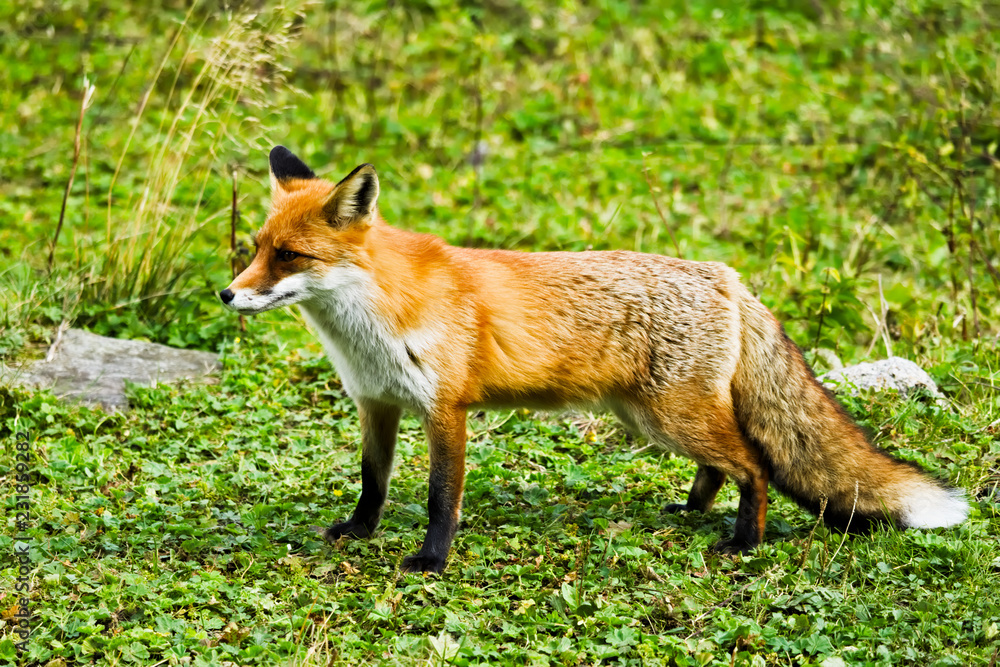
<box><xmin>276</xmin><ymin>249</ymin><xmax>299</xmax><ymax>262</ymax></box>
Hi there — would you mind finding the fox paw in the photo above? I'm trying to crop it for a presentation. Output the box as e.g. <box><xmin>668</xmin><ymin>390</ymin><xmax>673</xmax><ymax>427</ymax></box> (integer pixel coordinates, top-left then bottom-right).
<box><xmin>711</xmin><ymin>537</ymin><xmax>757</xmax><ymax>555</ymax></box>
<box><xmin>401</xmin><ymin>553</ymin><xmax>447</xmax><ymax>574</ymax></box>
<box><xmin>664</xmin><ymin>503</ymin><xmax>688</xmax><ymax>513</ymax></box>
<box><xmin>323</xmin><ymin>519</ymin><xmax>374</xmax><ymax>541</ymax></box>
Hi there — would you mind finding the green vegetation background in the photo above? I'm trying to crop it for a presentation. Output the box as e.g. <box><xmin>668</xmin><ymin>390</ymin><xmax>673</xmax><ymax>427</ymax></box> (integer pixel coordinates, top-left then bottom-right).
<box><xmin>1</xmin><ymin>0</ymin><xmax>998</xmax><ymax>665</ymax></box>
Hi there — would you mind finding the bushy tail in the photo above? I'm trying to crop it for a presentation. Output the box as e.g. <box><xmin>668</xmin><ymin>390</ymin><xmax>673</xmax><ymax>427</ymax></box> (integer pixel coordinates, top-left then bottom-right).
<box><xmin>731</xmin><ymin>288</ymin><xmax>968</xmax><ymax>532</ymax></box>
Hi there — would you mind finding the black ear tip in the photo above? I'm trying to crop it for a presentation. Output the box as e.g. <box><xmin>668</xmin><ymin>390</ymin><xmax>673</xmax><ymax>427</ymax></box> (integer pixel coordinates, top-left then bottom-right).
<box><xmin>269</xmin><ymin>145</ymin><xmax>316</xmax><ymax>181</ymax></box>
<box><xmin>335</xmin><ymin>162</ymin><xmax>379</xmax><ymax>188</ymax></box>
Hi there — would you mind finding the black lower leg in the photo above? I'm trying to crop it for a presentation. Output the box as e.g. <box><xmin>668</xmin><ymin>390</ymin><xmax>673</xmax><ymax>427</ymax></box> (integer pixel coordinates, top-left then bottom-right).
<box><xmin>666</xmin><ymin>465</ymin><xmax>727</xmax><ymax>513</ymax></box>
<box><xmin>401</xmin><ymin>468</ymin><xmax>460</xmax><ymax>573</ymax></box>
<box><xmin>325</xmin><ymin>401</ymin><xmax>400</xmax><ymax>542</ymax></box>
<box><xmin>713</xmin><ymin>473</ymin><xmax>768</xmax><ymax>554</ymax></box>
<box><xmin>325</xmin><ymin>458</ymin><xmax>386</xmax><ymax>540</ymax></box>
<box><xmin>401</xmin><ymin>409</ymin><xmax>466</xmax><ymax>574</ymax></box>
<box><xmin>353</xmin><ymin>456</ymin><xmax>389</xmax><ymax>527</ymax></box>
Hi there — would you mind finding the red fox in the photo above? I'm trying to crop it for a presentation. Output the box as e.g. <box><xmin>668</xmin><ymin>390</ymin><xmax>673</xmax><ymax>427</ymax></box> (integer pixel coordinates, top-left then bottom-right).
<box><xmin>220</xmin><ymin>146</ymin><xmax>968</xmax><ymax>573</ymax></box>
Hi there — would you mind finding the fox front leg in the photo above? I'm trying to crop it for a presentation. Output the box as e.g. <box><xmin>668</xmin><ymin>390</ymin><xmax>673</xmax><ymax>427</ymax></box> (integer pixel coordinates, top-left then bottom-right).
<box><xmin>400</xmin><ymin>408</ymin><xmax>467</xmax><ymax>574</ymax></box>
<box><xmin>325</xmin><ymin>400</ymin><xmax>401</xmax><ymax>541</ymax></box>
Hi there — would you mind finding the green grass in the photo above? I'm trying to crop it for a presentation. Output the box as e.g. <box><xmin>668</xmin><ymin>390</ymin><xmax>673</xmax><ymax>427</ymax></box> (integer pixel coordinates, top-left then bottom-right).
<box><xmin>2</xmin><ymin>0</ymin><xmax>1000</xmax><ymax>664</ymax></box>
<box><xmin>1</xmin><ymin>333</ymin><xmax>998</xmax><ymax>665</ymax></box>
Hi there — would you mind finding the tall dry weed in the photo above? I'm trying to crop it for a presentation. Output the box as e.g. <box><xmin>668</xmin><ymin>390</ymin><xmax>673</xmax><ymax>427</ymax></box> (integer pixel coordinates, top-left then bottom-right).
<box><xmin>80</xmin><ymin>1</ymin><xmax>309</xmax><ymax>317</ymax></box>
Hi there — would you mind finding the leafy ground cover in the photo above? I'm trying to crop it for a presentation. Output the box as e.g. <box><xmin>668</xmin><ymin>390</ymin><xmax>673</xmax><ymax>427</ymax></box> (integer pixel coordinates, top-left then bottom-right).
<box><xmin>2</xmin><ymin>0</ymin><xmax>999</xmax><ymax>664</ymax></box>
<box><xmin>2</xmin><ymin>337</ymin><xmax>998</xmax><ymax>665</ymax></box>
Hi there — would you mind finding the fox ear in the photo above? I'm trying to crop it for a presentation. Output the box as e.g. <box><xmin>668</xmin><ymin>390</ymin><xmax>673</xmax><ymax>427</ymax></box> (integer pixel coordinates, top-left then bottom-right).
<box><xmin>323</xmin><ymin>164</ymin><xmax>379</xmax><ymax>227</ymax></box>
<box><xmin>269</xmin><ymin>146</ymin><xmax>315</xmax><ymax>191</ymax></box>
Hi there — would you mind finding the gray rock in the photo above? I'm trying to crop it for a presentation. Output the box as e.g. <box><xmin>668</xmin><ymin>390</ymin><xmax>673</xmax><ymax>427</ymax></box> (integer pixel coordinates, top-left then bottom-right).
<box><xmin>1</xmin><ymin>328</ymin><xmax>219</xmax><ymax>411</ymax></box>
<box><xmin>820</xmin><ymin>356</ymin><xmax>944</xmax><ymax>402</ymax></box>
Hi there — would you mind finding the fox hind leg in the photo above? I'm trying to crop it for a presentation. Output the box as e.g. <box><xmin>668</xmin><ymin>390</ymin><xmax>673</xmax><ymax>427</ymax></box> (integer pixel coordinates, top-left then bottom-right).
<box><xmin>633</xmin><ymin>399</ymin><xmax>769</xmax><ymax>553</ymax></box>
<box><xmin>665</xmin><ymin>465</ymin><xmax>727</xmax><ymax>513</ymax></box>
<box><xmin>712</xmin><ymin>464</ymin><xmax>769</xmax><ymax>554</ymax></box>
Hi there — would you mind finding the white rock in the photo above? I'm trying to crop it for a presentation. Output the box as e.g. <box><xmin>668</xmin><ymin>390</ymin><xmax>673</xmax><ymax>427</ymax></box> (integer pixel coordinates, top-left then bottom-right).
<box><xmin>820</xmin><ymin>356</ymin><xmax>944</xmax><ymax>402</ymax></box>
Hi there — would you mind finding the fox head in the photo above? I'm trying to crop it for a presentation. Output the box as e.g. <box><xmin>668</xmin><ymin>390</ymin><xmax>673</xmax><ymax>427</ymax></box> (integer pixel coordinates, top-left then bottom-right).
<box><xmin>219</xmin><ymin>147</ymin><xmax>380</xmax><ymax>315</ymax></box>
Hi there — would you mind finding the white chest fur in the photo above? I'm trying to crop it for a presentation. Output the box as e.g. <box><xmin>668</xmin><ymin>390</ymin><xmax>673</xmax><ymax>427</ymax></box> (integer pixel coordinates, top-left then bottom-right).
<box><xmin>297</xmin><ymin>272</ymin><xmax>437</xmax><ymax>412</ymax></box>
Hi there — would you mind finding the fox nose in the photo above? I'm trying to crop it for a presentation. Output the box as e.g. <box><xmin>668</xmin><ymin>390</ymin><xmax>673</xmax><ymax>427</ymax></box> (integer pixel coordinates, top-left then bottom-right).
<box><xmin>219</xmin><ymin>288</ymin><xmax>235</xmax><ymax>304</ymax></box>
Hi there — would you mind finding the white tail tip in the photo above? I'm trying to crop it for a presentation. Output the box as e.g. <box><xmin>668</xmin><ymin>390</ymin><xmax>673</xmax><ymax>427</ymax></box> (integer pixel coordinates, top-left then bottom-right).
<box><xmin>901</xmin><ymin>486</ymin><xmax>969</xmax><ymax>529</ymax></box>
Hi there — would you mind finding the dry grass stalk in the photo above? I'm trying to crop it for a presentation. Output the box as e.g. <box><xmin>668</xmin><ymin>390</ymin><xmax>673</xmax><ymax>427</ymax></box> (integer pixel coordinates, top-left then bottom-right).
<box><xmin>49</xmin><ymin>76</ymin><xmax>96</xmax><ymax>271</ymax></box>
<box><xmin>87</xmin><ymin>2</ymin><xmax>309</xmax><ymax>316</ymax></box>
